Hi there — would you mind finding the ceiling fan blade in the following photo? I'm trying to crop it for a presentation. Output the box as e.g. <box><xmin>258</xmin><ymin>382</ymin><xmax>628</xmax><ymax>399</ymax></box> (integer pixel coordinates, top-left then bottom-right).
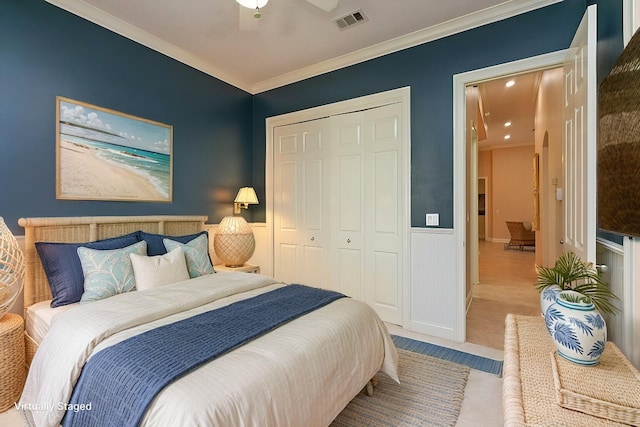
<box><xmin>306</xmin><ymin>0</ymin><xmax>339</xmax><ymax>13</ymax></box>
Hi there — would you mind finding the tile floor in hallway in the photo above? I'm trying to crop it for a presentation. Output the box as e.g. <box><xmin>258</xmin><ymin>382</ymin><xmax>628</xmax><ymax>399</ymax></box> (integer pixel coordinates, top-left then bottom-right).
<box><xmin>466</xmin><ymin>240</ymin><xmax>541</xmax><ymax>350</ymax></box>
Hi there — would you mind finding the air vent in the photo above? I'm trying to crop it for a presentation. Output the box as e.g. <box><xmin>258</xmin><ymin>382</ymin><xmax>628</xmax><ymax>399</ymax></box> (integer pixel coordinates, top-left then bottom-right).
<box><xmin>335</xmin><ymin>9</ymin><xmax>368</xmax><ymax>30</ymax></box>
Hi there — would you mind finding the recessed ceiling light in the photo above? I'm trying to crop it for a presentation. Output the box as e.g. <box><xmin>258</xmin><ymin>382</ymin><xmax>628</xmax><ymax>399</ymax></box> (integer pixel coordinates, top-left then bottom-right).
<box><xmin>504</xmin><ymin>121</ymin><xmax>512</xmax><ymax>127</ymax></box>
<box><xmin>505</xmin><ymin>80</ymin><xmax>515</xmax><ymax>88</ymax></box>
<box><xmin>504</xmin><ymin>134</ymin><xmax>511</xmax><ymax>140</ymax></box>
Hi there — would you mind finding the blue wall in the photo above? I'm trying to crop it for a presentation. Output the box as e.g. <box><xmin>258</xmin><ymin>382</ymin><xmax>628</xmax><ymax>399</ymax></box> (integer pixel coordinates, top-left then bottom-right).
<box><xmin>252</xmin><ymin>0</ymin><xmax>623</xmax><ymax>227</ymax></box>
<box><xmin>0</xmin><ymin>0</ymin><xmax>254</xmax><ymax>234</ymax></box>
<box><xmin>1</xmin><ymin>0</ymin><xmax>623</xmax><ymax>234</ymax></box>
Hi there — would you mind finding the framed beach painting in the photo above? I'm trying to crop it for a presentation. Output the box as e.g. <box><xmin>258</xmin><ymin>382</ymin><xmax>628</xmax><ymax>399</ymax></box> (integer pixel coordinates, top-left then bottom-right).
<box><xmin>56</xmin><ymin>96</ymin><xmax>173</xmax><ymax>202</ymax></box>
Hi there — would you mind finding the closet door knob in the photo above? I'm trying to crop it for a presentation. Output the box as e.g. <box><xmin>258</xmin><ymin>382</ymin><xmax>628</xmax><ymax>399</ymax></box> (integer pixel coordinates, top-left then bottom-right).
<box><xmin>310</xmin><ymin>236</ymin><xmax>315</xmax><ymax>241</ymax></box>
<box><xmin>347</xmin><ymin>239</ymin><xmax>351</xmax><ymax>244</ymax></box>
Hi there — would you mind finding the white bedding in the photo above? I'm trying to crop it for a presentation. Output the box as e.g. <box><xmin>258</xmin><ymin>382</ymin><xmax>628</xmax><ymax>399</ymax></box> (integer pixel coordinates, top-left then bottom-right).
<box><xmin>20</xmin><ymin>272</ymin><xmax>398</xmax><ymax>427</ymax></box>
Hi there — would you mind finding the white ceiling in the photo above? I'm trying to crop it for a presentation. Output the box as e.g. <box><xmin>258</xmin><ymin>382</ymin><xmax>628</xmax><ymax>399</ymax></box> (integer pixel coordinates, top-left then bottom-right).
<box><xmin>476</xmin><ymin>71</ymin><xmax>543</xmax><ymax>150</ymax></box>
<box><xmin>47</xmin><ymin>0</ymin><xmax>560</xmax><ymax>94</ymax></box>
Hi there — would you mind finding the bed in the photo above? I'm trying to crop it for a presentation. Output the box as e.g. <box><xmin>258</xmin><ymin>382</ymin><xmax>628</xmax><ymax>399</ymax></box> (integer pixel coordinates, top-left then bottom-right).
<box><xmin>17</xmin><ymin>215</ymin><xmax>398</xmax><ymax>427</ymax></box>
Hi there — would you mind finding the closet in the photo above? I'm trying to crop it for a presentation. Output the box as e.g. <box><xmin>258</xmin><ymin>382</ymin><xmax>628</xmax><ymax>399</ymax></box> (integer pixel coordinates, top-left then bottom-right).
<box><xmin>272</xmin><ymin>101</ymin><xmax>405</xmax><ymax>325</ymax></box>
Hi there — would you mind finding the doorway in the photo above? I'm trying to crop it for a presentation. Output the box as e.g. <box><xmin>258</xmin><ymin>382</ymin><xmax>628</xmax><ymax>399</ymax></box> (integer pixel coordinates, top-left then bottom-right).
<box><xmin>453</xmin><ymin>51</ymin><xmax>567</xmax><ymax>346</ymax></box>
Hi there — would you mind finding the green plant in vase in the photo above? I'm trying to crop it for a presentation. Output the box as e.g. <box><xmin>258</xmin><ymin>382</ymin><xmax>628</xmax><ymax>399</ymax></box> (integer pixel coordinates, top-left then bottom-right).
<box><xmin>536</xmin><ymin>252</ymin><xmax>620</xmax><ymax>365</ymax></box>
<box><xmin>536</xmin><ymin>251</ymin><xmax>620</xmax><ymax>315</ymax></box>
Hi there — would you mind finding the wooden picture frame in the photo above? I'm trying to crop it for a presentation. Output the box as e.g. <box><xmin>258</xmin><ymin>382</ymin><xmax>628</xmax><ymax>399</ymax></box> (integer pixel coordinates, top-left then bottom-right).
<box><xmin>56</xmin><ymin>96</ymin><xmax>173</xmax><ymax>202</ymax></box>
<box><xmin>532</xmin><ymin>153</ymin><xmax>540</xmax><ymax>230</ymax></box>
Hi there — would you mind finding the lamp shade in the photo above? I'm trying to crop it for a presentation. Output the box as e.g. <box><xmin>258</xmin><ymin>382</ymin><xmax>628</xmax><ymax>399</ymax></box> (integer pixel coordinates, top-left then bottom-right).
<box><xmin>214</xmin><ymin>216</ymin><xmax>255</xmax><ymax>267</ymax></box>
<box><xmin>0</xmin><ymin>218</ymin><xmax>25</xmax><ymax>318</ymax></box>
<box><xmin>234</xmin><ymin>187</ymin><xmax>259</xmax><ymax>205</ymax></box>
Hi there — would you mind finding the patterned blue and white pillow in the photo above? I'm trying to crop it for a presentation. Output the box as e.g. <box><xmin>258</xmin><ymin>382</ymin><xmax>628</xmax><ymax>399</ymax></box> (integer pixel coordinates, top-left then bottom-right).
<box><xmin>163</xmin><ymin>234</ymin><xmax>214</xmax><ymax>278</ymax></box>
<box><xmin>78</xmin><ymin>241</ymin><xmax>147</xmax><ymax>304</ymax></box>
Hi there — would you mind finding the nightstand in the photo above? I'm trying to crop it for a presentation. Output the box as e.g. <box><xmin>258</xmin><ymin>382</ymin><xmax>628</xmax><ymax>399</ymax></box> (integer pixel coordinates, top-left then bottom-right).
<box><xmin>0</xmin><ymin>313</ymin><xmax>25</xmax><ymax>412</ymax></box>
<box><xmin>215</xmin><ymin>264</ymin><xmax>260</xmax><ymax>274</ymax></box>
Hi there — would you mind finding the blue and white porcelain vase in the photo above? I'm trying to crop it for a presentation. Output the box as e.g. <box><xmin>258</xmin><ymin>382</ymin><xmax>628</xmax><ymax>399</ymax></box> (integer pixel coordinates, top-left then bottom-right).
<box><xmin>544</xmin><ymin>290</ymin><xmax>607</xmax><ymax>366</ymax></box>
<box><xmin>540</xmin><ymin>285</ymin><xmax>561</xmax><ymax>317</ymax></box>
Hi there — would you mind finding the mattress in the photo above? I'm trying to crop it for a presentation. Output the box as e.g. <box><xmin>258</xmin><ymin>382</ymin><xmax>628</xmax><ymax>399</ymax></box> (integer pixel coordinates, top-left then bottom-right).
<box><xmin>25</xmin><ymin>300</ymin><xmax>78</xmax><ymax>345</ymax></box>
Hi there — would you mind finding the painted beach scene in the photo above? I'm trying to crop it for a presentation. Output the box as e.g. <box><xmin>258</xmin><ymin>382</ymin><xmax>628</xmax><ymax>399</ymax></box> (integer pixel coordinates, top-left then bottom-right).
<box><xmin>57</xmin><ymin>97</ymin><xmax>172</xmax><ymax>202</ymax></box>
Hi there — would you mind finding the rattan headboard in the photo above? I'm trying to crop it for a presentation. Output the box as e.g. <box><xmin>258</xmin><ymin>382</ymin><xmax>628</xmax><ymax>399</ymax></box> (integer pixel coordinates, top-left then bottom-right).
<box><xmin>18</xmin><ymin>215</ymin><xmax>207</xmax><ymax>310</ymax></box>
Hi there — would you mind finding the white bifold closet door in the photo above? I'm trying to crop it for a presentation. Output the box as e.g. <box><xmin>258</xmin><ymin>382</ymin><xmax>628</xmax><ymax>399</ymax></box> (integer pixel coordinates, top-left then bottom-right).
<box><xmin>273</xmin><ymin>102</ymin><xmax>404</xmax><ymax>325</ymax></box>
<box><xmin>273</xmin><ymin>118</ymin><xmax>331</xmax><ymax>290</ymax></box>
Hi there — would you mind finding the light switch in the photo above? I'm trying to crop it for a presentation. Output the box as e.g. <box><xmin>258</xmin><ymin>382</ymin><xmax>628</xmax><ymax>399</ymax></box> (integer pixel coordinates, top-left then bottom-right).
<box><xmin>426</xmin><ymin>213</ymin><xmax>439</xmax><ymax>226</ymax></box>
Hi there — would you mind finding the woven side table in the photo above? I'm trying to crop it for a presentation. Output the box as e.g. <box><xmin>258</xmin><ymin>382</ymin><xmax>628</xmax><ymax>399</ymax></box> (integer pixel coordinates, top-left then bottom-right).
<box><xmin>0</xmin><ymin>313</ymin><xmax>25</xmax><ymax>412</ymax></box>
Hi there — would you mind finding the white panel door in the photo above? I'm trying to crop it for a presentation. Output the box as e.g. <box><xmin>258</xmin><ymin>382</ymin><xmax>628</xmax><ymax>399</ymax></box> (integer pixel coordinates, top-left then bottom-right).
<box><xmin>330</xmin><ymin>111</ymin><xmax>365</xmax><ymax>298</ymax></box>
<box><xmin>364</xmin><ymin>103</ymin><xmax>404</xmax><ymax>325</ymax></box>
<box><xmin>273</xmin><ymin>119</ymin><xmax>330</xmax><ymax>287</ymax></box>
<box><xmin>563</xmin><ymin>5</ymin><xmax>597</xmax><ymax>263</ymax></box>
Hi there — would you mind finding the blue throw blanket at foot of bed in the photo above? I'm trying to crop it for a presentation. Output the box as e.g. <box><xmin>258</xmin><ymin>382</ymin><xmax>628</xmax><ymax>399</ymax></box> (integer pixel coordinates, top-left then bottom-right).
<box><xmin>62</xmin><ymin>284</ymin><xmax>345</xmax><ymax>427</ymax></box>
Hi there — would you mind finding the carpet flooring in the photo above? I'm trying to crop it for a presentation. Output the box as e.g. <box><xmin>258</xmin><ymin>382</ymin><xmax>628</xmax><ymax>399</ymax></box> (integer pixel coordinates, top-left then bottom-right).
<box><xmin>331</xmin><ymin>349</ymin><xmax>470</xmax><ymax>427</ymax></box>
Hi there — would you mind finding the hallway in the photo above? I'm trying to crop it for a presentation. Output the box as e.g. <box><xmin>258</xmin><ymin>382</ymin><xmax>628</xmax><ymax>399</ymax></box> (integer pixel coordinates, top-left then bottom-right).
<box><xmin>466</xmin><ymin>240</ymin><xmax>540</xmax><ymax>350</ymax></box>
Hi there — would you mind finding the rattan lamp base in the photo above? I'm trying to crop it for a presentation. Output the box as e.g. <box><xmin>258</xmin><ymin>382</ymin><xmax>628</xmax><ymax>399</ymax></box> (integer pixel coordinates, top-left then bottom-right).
<box><xmin>214</xmin><ymin>216</ymin><xmax>255</xmax><ymax>267</ymax></box>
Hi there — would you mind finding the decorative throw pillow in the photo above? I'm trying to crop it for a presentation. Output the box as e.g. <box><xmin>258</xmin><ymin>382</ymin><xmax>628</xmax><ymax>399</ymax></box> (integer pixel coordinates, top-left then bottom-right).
<box><xmin>139</xmin><ymin>231</ymin><xmax>209</xmax><ymax>256</ymax></box>
<box><xmin>129</xmin><ymin>247</ymin><xmax>190</xmax><ymax>291</ymax></box>
<box><xmin>163</xmin><ymin>234</ymin><xmax>215</xmax><ymax>278</ymax></box>
<box><xmin>78</xmin><ymin>241</ymin><xmax>147</xmax><ymax>304</ymax></box>
<box><xmin>35</xmin><ymin>232</ymin><xmax>140</xmax><ymax>307</ymax></box>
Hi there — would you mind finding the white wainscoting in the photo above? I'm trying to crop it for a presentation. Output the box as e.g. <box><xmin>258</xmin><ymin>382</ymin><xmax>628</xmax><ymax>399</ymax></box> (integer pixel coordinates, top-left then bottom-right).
<box><xmin>624</xmin><ymin>236</ymin><xmax>640</xmax><ymax>369</ymax></box>
<box><xmin>410</xmin><ymin>228</ymin><xmax>459</xmax><ymax>340</ymax></box>
<box><xmin>597</xmin><ymin>237</ymin><xmax>640</xmax><ymax>369</ymax></box>
<box><xmin>597</xmin><ymin>239</ymin><xmax>625</xmax><ymax>346</ymax></box>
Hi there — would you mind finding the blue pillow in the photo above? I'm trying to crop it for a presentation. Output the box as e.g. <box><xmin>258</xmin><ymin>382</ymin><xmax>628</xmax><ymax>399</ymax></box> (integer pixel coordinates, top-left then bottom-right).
<box><xmin>164</xmin><ymin>234</ymin><xmax>215</xmax><ymax>278</ymax></box>
<box><xmin>139</xmin><ymin>231</ymin><xmax>209</xmax><ymax>256</ymax></box>
<box><xmin>78</xmin><ymin>241</ymin><xmax>147</xmax><ymax>304</ymax></box>
<box><xmin>36</xmin><ymin>232</ymin><xmax>140</xmax><ymax>308</ymax></box>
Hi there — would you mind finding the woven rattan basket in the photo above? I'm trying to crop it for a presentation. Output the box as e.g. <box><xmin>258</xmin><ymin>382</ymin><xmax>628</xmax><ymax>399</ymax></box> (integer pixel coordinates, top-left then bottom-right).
<box><xmin>598</xmin><ymin>26</ymin><xmax>640</xmax><ymax>236</ymax></box>
<box><xmin>550</xmin><ymin>343</ymin><xmax>640</xmax><ymax>426</ymax></box>
<box><xmin>0</xmin><ymin>313</ymin><xmax>25</xmax><ymax>412</ymax></box>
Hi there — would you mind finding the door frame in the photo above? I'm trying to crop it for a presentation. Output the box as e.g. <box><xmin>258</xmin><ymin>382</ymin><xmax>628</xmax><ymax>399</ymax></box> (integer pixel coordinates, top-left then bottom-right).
<box><xmin>452</xmin><ymin>50</ymin><xmax>567</xmax><ymax>342</ymax></box>
<box><xmin>265</xmin><ymin>86</ymin><xmax>412</xmax><ymax>328</ymax></box>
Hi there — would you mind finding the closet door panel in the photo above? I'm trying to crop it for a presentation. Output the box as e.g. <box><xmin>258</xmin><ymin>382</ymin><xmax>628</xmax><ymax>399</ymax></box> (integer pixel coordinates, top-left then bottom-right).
<box><xmin>278</xmin><ymin>244</ymin><xmax>298</xmax><ymax>284</ymax></box>
<box><xmin>372</xmin><ymin>150</ymin><xmax>399</xmax><ymax>234</ymax></box>
<box><xmin>273</xmin><ymin>120</ymin><xmax>330</xmax><ymax>287</ymax></box>
<box><xmin>364</xmin><ymin>103</ymin><xmax>403</xmax><ymax>325</ymax></box>
<box><xmin>273</xmin><ymin>128</ymin><xmax>300</xmax><ymax>282</ymax></box>
<box><xmin>331</xmin><ymin>113</ymin><xmax>364</xmax><ymax>298</ymax></box>
<box><xmin>336</xmin><ymin>248</ymin><xmax>362</xmax><ymax>298</ymax></box>
<box><xmin>372</xmin><ymin>251</ymin><xmax>399</xmax><ymax>307</ymax></box>
<box><xmin>302</xmin><ymin>155</ymin><xmax>327</xmax><ymax>288</ymax></box>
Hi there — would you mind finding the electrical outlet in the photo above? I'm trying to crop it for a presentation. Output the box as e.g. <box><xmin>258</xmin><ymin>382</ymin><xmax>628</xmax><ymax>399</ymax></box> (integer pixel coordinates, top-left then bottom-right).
<box><xmin>425</xmin><ymin>213</ymin><xmax>439</xmax><ymax>226</ymax></box>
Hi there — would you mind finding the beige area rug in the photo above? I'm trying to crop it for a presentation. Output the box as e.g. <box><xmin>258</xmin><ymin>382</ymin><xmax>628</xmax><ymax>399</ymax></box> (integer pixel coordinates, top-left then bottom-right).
<box><xmin>331</xmin><ymin>349</ymin><xmax>470</xmax><ymax>427</ymax></box>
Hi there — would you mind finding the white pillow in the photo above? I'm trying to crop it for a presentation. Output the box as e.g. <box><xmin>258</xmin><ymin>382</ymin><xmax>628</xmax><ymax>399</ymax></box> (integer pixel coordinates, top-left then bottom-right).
<box><xmin>130</xmin><ymin>247</ymin><xmax>190</xmax><ymax>291</ymax></box>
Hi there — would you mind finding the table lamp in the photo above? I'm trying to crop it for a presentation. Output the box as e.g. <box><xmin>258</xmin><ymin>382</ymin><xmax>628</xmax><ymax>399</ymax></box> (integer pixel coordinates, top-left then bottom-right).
<box><xmin>0</xmin><ymin>218</ymin><xmax>25</xmax><ymax>319</ymax></box>
<box><xmin>214</xmin><ymin>187</ymin><xmax>259</xmax><ymax>267</ymax></box>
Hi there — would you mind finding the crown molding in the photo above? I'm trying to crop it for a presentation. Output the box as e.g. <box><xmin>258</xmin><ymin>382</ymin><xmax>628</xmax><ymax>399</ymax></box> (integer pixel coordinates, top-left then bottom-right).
<box><xmin>251</xmin><ymin>0</ymin><xmax>562</xmax><ymax>93</ymax></box>
<box><xmin>45</xmin><ymin>0</ymin><xmax>254</xmax><ymax>93</ymax></box>
<box><xmin>47</xmin><ymin>0</ymin><xmax>561</xmax><ymax>95</ymax></box>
